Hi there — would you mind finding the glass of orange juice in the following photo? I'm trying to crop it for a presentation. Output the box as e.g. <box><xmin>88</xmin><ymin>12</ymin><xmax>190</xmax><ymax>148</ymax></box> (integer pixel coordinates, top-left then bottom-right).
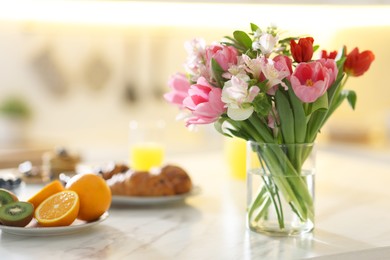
<box><xmin>129</xmin><ymin>120</ymin><xmax>166</xmax><ymax>171</ymax></box>
<box><xmin>224</xmin><ymin>137</ymin><xmax>247</xmax><ymax>180</ymax></box>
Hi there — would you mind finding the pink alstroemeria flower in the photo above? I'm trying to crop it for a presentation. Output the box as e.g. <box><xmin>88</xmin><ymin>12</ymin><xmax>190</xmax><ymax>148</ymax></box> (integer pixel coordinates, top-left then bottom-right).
<box><xmin>222</xmin><ymin>56</ymin><xmax>247</xmax><ymax>79</ymax></box>
<box><xmin>290</xmin><ymin>62</ymin><xmax>332</xmax><ymax>103</ymax></box>
<box><xmin>205</xmin><ymin>44</ymin><xmax>238</xmax><ymax>72</ymax></box>
<box><xmin>183</xmin><ymin>77</ymin><xmax>226</xmax><ymax>126</ymax></box>
<box><xmin>260</xmin><ymin>56</ymin><xmax>291</xmax><ymax>95</ymax></box>
<box><xmin>242</xmin><ymin>54</ymin><xmax>263</xmax><ymax>80</ymax></box>
<box><xmin>164</xmin><ymin>73</ymin><xmax>191</xmax><ymax>108</ymax></box>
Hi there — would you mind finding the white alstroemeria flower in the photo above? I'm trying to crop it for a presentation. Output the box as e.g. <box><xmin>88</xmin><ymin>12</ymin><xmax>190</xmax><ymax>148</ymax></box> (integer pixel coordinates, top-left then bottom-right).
<box><xmin>184</xmin><ymin>38</ymin><xmax>206</xmax><ymax>58</ymax></box>
<box><xmin>242</xmin><ymin>54</ymin><xmax>262</xmax><ymax>79</ymax></box>
<box><xmin>184</xmin><ymin>38</ymin><xmax>206</xmax><ymax>81</ymax></box>
<box><xmin>221</xmin><ymin>75</ymin><xmax>260</xmax><ymax>121</ymax></box>
<box><xmin>222</xmin><ymin>56</ymin><xmax>246</xmax><ymax>79</ymax></box>
<box><xmin>260</xmin><ymin>57</ymin><xmax>289</xmax><ymax>90</ymax></box>
<box><xmin>253</xmin><ymin>28</ymin><xmax>263</xmax><ymax>39</ymax></box>
<box><xmin>252</xmin><ymin>33</ymin><xmax>279</xmax><ymax>56</ymax></box>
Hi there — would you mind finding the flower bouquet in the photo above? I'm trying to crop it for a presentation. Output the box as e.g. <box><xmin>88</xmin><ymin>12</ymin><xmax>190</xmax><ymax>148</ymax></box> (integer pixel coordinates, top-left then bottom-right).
<box><xmin>164</xmin><ymin>23</ymin><xmax>374</xmax><ymax>235</ymax></box>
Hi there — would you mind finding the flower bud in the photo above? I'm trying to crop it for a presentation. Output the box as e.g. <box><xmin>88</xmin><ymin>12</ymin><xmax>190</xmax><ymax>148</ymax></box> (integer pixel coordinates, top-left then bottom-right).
<box><xmin>290</xmin><ymin>37</ymin><xmax>314</xmax><ymax>63</ymax></box>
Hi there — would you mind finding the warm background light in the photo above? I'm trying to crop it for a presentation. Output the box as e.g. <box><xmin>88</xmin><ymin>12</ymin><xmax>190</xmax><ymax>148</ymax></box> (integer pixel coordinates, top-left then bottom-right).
<box><xmin>0</xmin><ymin>1</ymin><xmax>389</xmax><ymax>29</ymax></box>
<box><xmin>0</xmin><ymin>1</ymin><xmax>389</xmax><ymax>166</ymax></box>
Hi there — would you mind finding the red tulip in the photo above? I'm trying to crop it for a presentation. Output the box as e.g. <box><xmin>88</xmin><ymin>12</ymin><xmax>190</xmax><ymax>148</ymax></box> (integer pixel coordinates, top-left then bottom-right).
<box><xmin>290</xmin><ymin>37</ymin><xmax>314</xmax><ymax>63</ymax></box>
<box><xmin>321</xmin><ymin>50</ymin><xmax>338</xmax><ymax>59</ymax></box>
<box><xmin>344</xmin><ymin>48</ymin><xmax>375</xmax><ymax>77</ymax></box>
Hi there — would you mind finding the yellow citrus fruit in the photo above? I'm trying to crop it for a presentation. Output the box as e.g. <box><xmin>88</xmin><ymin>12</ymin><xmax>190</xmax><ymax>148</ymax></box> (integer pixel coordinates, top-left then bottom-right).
<box><xmin>65</xmin><ymin>173</ymin><xmax>111</xmax><ymax>221</ymax></box>
<box><xmin>34</xmin><ymin>190</ymin><xmax>80</xmax><ymax>227</ymax></box>
<box><xmin>28</xmin><ymin>180</ymin><xmax>65</xmax><ymax>209</ymax></box>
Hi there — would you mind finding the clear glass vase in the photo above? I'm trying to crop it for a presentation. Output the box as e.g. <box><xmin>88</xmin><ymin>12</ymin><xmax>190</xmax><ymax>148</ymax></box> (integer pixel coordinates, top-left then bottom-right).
<box><xmin>246</xmin><ymin>141</ymin><xmax>316</xmax><ymax>236</ymax></box>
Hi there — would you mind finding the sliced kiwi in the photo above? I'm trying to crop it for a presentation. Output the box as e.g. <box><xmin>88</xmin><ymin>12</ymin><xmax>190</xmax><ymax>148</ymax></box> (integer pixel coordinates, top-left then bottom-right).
<box><xmin>0</xmin><ymin>201</ymin><xmax>34</xmax><ymax>227</ymax></box>
<box><xmin>0</xmin><ymin>188</ymin><xmax>19</xmax><ymax>208</ymax></box>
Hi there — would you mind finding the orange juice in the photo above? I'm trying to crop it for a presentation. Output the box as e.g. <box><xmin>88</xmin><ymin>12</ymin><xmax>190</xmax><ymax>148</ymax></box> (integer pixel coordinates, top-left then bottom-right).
<box><xmin>130</xmin><ymin>142</ymin><xmax>165</xmax><ymax>171</ymax></box>
<box><xmin>224</xmin><ymin>137</ymin><xmax>247</xmax><ymax>180</ymax></box>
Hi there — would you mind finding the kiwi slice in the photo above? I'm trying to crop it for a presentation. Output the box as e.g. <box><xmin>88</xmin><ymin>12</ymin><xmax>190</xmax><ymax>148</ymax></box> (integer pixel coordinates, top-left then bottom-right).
<box><xmin>0</xmin><ymin>201</ymin><xmax>34</xmax><ymax>227</ymax></box>
<box><xmin>0</xmin><ymin>188</ymin><xmax>18</xmax><ymax>207</ymax></box>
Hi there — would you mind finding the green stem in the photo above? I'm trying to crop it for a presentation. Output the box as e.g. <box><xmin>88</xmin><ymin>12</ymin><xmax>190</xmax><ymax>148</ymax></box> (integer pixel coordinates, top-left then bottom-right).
<box><xmin>248</xmin><ymin>184</ymin><xmax>270</xmax><ymax>219</ymax></box>
<box><xmin>248</xmin><ymin>142</ymin><xmax>314</xmax><ymax>226</ymax></box>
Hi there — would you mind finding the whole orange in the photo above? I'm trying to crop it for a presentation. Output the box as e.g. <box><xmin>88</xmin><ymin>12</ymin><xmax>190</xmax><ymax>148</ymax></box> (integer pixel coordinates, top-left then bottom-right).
<box><xmin>65</xmin><ymin>173</ymin><xmax>111</xmax><ymax>221</ymax></box>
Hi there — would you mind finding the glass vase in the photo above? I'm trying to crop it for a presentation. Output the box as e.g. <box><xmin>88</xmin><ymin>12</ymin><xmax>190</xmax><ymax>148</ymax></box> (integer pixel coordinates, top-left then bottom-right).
<box><xmin>246</xmin><ymin>141</ymin><xmax>316</xmax><ymax>236</ymax></box>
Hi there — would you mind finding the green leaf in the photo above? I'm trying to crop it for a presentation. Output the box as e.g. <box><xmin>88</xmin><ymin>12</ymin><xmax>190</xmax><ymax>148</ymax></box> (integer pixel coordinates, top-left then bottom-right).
<box><xmin>253</xmin><ymin>93</ymin><xmax>271</xmax><ymax>116</ymax></box>
<box><xmin>287</xmin><ymin>85</ymin><xmax>307</xmax><ymax>143</ymax></box>
<box><xmin>306</xmin><ymin>109</ymin><xmax>327</xmax><ymax>143</ymax></box>
<box><xmin>233</xmin><ymin>30</ymin><xmax>253</xmax><ymax>51</ymax></box>
<box><xmin>336</xmin><ymin>45</ymin><xmax>347</xmax><ymax>61</ymax></box>
<box><xmin>222</xmin><ymin>36</ymin><xmax>246</xmax><ymax>52</ymax></box>
<box><xmin>327</xmin><ymin>73</ymin><xmax>344</xmax><ymax>104</ymax></box>
<box><xmin>275</xmin><ymin>90</ymin><xmax>295</xmax><ymax>144</ymax></box>
<box><xmin>211</xmin><ymin>58</ymin><xmax>225</xmax><ymax>88</ymax></box>
<box><xmin>326</xmin><ymin>91</ymin><xmax>347</xmax><ymax>120</ymax></box>
<box><xmin>306</xmin><ymin>92</ymin><xmax>328</xmax><ymax>116</ymax></box>
<box><xmin>214</xmin><ymin>118</ymin><xmax>230</xmax><ymax>137</ymax></box>
<box><xmin>224</xmin><ymin>35</ymin><xmax>238</xmax><ymax>44</ymax></box>
<box><xmin>313</xmin><ymin>45</ymin><xmax>320</xmax><ymax>53</ymax></box>
<box><xmin>215</xmin><ymin>117</ymin><xmax>255</xmax><ymax>140</ymax></box>
<box><xmin>248</xmin><ymin>114</ymin><xmax>274</xmax><ymax>143</ymax></box>
<box><xmin>256</xmin><ymin>80</ymin><xmax>269</xmax><ymax>93</ymax></box>
<box><xmin>322</xmin><ymin>88</ymin><xmax>355</xmax><ymax>126</ymax></box>
<box><xmin>344</xmin><ymin>90</ymin><xmax>357</xmax><ymax>110</ymax></box>
<box><xmin>250</xmin><ymin>23</ymin><xmax>259</xmax><ymax>32</ymax></box>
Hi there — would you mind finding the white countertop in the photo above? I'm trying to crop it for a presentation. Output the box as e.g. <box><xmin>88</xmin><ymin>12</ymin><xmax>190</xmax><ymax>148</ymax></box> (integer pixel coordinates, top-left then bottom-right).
<box><xmin>1</xmin><ymin>145</ymin><xmax>390</xmax><ymax>259</ymax></box>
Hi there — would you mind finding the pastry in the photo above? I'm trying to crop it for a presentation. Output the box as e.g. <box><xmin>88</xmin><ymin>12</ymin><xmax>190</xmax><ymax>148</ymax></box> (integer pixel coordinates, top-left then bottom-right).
<box><xmin>127</xmin><ymin>171</ymin><xmax>175</xmax><ymax>196</ymax></box>
<box><xmin>107</xmin><ymin>164</ymin><xmax>192</xmax><ymax>197</ymax></box>
<box><xmin>160</xmin><ymin>165</ymin><xmax>192</xmax><ymax>194</ymax></box>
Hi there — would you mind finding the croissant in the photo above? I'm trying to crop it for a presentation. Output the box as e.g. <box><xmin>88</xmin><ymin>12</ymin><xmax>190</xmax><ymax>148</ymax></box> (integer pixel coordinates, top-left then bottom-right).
<box><xmin>106</xmin><ymin>164</ymin><xmax>192</xmax><ymax>197</ymax></box>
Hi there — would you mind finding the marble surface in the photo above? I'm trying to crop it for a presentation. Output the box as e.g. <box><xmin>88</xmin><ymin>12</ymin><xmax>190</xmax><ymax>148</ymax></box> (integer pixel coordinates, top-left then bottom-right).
<box><xmin>1</xmin><ymin>145</ymin><xmax>390</xmax><ymax>259</ymax></box>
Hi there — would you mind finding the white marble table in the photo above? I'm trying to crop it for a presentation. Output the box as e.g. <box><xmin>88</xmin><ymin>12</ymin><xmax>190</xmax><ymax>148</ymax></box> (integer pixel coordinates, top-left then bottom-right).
<box><xmin>1</xmin><ymin>145</ymin><xmax>390</xmax><ymax>259</ymax></box>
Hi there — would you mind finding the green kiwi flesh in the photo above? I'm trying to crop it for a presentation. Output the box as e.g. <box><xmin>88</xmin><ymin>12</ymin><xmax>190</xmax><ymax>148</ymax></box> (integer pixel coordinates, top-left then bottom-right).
<box><xmin>0</xmin><ymin>188</ymin><xmax>18</xmax><ymax>207</ymax></box>
<box><xmin>0</xmin><ymin>201</ymin><xmax>34</xmax><ymax>227</ymax></box>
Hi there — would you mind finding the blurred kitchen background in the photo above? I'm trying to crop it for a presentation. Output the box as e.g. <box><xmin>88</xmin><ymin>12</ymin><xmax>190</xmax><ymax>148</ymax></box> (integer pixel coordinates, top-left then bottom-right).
<box><xmin>0</xmin><ymin>0</ymin><xmax>389</xmax><ymax>168</ymax></box>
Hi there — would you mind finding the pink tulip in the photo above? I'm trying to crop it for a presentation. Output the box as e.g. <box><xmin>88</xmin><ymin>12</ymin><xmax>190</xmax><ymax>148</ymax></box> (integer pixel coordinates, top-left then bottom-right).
<box><xmin>164</xmin><ymin>73</ymin><xmax>191</xmax><ymax>108</ymax></box>
<box><xmin>205</xmin><ymin>44</ymin><xmax>238</xmax><ymax>71</ymax></box>
<box><xmin>290</xmin><ymin>62</ymin><xmax>331</xmax><ymax>103</ymax></box>
<box><xmin>183</xmin><ymin>77</ymin><xmax>226</xmax><ymax>126</ymax></box>
<box><xmin>318</xmin><ymin>58</ymin><xmax>338</xmax><ymax>87</ymax></box>
<box><xmin>273</xmin><ymin>55</ymin><xmax>293</xmax><ymax>76</ymax></box>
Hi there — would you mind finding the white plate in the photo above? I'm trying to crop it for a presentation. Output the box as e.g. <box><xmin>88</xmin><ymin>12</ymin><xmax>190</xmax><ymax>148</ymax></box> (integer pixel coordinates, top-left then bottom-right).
<box><xmin>111</xmin><ymin>186</ymin><xmax>201</xmax><ymax>206</ymax></box>
<box><xmin>0</xmin><ymin>212</ymin><xmax>109</xmax><ymax>236</ymax></box>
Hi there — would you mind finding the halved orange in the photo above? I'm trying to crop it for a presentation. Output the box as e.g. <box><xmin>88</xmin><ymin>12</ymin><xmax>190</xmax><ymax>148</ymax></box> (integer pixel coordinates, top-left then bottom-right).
<box><xmin>34</xmin><ymin>190</ymin><xmax>80</xmax><ymax>227</ymax></box>
<box><xmin>28</xmin><ymin>180</ymin><xmax>65</xmax><ymax>209</ymax></box>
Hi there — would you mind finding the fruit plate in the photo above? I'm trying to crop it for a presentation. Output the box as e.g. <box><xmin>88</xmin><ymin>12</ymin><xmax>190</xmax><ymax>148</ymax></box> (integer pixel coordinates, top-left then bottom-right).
<box><xmin>111</xmin><ymin>186</ymin><xmax>201</xmax><ymax>206</ymax></box>
<box><xmin>0</xmin><ymin>212</ymin><xmax>109</xmax><ymax>236</ymax></box>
